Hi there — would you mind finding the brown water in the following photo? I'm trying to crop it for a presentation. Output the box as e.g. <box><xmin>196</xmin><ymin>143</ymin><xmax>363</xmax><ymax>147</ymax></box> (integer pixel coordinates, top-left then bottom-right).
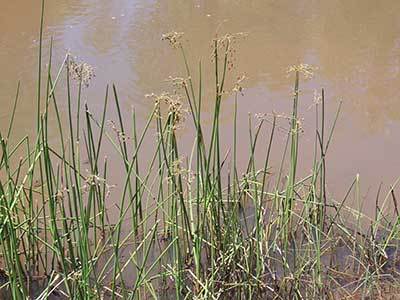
<box><xmin>1</xmin><ymin>0</ymin><xmax>400</xmax><ymax>216</ymax></box>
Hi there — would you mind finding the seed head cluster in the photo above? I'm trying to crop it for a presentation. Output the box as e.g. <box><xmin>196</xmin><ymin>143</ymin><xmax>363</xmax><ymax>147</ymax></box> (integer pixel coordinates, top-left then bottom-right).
<box><xmin>66</xmin><ymin>54</ymin><xmax>95</xmax><ymax>87</ymax></box>
<box><xmin>161</xmin><ymin>31</ymin><xmax>184</xmax><ymax>49</ymax></box>
<box><xmin>215</xmin><ymin>32</ymin><xmax>248</xmax><ymax>71</ymax></box>
<box><xmin>287</xmin><ymin>63</ymin><xmax>317</xmax><ymax>79</ymax></box>
<box><xmin>146</xmin><ymin>92</ymin><xmax>187</xmax><ymax>130</ymax></box>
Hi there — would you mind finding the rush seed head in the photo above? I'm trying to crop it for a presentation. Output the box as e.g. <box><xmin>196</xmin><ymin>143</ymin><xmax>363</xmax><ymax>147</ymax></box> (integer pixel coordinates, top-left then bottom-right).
<box><xmin>287</xmin><ymin>63</ymin><xmax>317</xmax><ymax>79</ymax></box>
<box><xmin>161</xmin><ymin>31</ymin><xmax>184</xmax><ymax>48</ymax></box>
<box><xmin>66</xmin><ymin>53</ymin><xmax>95</xmax><ymax>87</ymax></box>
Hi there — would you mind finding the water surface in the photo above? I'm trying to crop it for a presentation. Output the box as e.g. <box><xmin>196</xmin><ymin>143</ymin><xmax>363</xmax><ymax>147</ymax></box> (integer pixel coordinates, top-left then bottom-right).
<box><xmin>1</xmin><ymin>0</ymin><xmax>400</xmax><ymax>215</ymax></box>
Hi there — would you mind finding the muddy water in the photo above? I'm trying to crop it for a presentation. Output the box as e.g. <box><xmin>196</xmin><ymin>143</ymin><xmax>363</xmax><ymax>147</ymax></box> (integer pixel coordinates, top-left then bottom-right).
<box><xmin>1</xmin><ymin>0</ymin><xmax>400</xmax><ymax>216</ymax></box>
